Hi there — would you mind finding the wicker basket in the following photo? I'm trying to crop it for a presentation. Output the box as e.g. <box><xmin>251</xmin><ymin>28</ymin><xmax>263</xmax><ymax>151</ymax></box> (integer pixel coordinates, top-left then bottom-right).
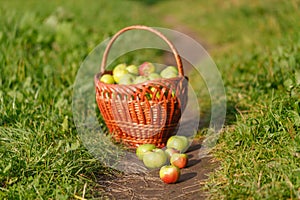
<box><xmin>94</xmin><ymin>25</ymin><xmax>188</xmax><ymax>148</ymax></box>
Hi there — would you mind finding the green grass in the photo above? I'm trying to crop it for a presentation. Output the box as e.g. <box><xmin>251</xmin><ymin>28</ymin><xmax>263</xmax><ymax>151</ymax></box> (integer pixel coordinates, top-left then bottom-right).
<box><xmin>153</xmin><ymin>0</ymin><xmax>299</xmax><ymax>199</ymax></box>
<box><xmin>206</xmin><ymin>45</ymin><xmax>300</xmax><ymax>199</ymax></box>
<box><xmin>0</xmin><ymin>1</ymin><xmax>162</xmax><ymax>199</ymax></box>
<box><xmin>1</xmin><ymin>0</ymin><xmax>300</xmax><ymax>199</ymax></box>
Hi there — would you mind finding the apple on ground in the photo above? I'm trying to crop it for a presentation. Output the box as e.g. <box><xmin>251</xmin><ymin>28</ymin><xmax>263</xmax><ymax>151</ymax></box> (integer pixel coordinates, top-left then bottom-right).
<box><xmin>143</xmin><ymin>148</ymin><xmax>167</xmax><ymax>169</ymax></box>
<box><xmin>100</xmin><ymin>74</ymin><xmax>115</xmax><ymax>84</ymax></box>
<box><xmin>139</xmin><ymin>62</ymin><xmax>156</xmax><ymax>76</ymax></box>
<box><xmin>136</xmin><ymin>144</ymin><xmax>156</xmax><ymax>160</ymax></box>
<box><xmin>164</xmin><ymin>148</ymin><xmax>180</xmax><ymax>159</ymax></box>
<box><xmin>159</xmin><ymin>165</ymin><xmax>181</xmax><ymax>184</ymax></box>
<box><xmin>118</xmin><ymin>74</ymin><xmax>136</xmax><ymax>85</ymax></box>
<box><xmin>170</xmin><ymin>153</ymin><xmax>188</xmax><ymax>169</ymax></box>
<box><xmin>113</xmin><ymin>63</ymin><xmax>129</xmax><ymax>83</ymax></box>
<box><xmin>166</xmin><ymin>135</ymin><xmax>189</xmax><ymax>153</ymax></box>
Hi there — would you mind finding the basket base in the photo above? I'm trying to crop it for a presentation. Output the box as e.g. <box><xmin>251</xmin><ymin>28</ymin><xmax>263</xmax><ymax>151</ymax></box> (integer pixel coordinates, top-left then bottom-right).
<box><xmin>107</xmin><ymin>123</ymin><xmax>179</xmax><ymax>149</ymax></box>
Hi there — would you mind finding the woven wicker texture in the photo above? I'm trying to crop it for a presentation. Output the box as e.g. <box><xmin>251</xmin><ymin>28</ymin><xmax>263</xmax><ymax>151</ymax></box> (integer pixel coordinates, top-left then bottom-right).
<box><xmin>94</xmin><ymin>25</ymin><xmax>188</xmax><ymax>148</ymax></box>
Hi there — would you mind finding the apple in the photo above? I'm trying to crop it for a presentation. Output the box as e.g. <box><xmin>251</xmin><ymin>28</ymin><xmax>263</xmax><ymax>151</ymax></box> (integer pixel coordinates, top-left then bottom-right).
<box><xmin>160</xmin><ymin>66</ymin><xmax>178</xmax><ymax>79</ymax></box>
<box><xmin>126</xmin><ymin>64</ymin><xmax>139</xmax><ymax>75</ymax></box>
<box><xmin>170</xmin><ymin>153</ymin><xmax>188</xmax><ymax>169</ymax></box>
<box><xmin>100</xmin><ymin>74</ymin><xmax>115</xmax><ymax>84</ymax></box>
<box><xmin>159</xmin><ymin>165</ymin><xmax>180</xmax><ymax>184</ymax></box>
<box><xmin>143</xmin><ymin>148</ymin><xmax>167</xmax><ymax>169</ymax></box>
<box><xmin>118</xmin><ymin>74</ymin><xmax>136</xmax><ymax>85</ymax></box>
<box><xmin>113</xmin><ymin>63</ymin><xmax>129</xmax><ymax>83</ymax></box>
<box><xmin>149</xmin><ymin>87</ymin><xmax>162</xmax><ymax>99</ymax></box>
<box><xmin>165</xmin><ymin>66</ymin><xmax>178</xmax><ymax>74</ymax></box>
<box><xmin>136</xmin><ymin>144</ymin><xmax>156</xmax><ymax>160</ymax></box>
<box><xmin>134</xmin><ymin>76</ymin><xmax>149</xmax><ymax>84</ymax></box>
<box><xmin>164</xmin><ymin>148</ymin><xmax>180</xmax><ymax>159</ymax></box>
<box><xmin>139</xmin><ymin>62</ymin><xmax>156</xmax><ymax>76</ymax></box>
<box><xmin>148</xmin><ymin>73</ymin><xmax>162</xmax><ymax>80</ymax></box>
<box><xmin>160</xmin><ymin>71</ymin><xmax>177</xmax><ymax>79</ymax></box>
<box><xmin>166</xmin><ymin>135</ymin><xmax>189</xmax><ymax>153</ymax></box>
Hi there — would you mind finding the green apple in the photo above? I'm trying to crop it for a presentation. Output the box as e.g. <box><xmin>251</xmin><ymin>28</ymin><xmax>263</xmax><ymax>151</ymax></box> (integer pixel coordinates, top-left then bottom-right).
<box><xmin>165</xmin><ymin>66</ymin><xmax>178</xmax><ymax>74</ymax></box>
<box><xmin>118</xmin><ymin>74</ymin><xmax>136</xmax><ymax>85</ymax></box>
<box><xmin>139</xmin><ymin>62</ymin><xmax>156</xmax><ymax>76</ymax></box>
<box><xmin>170</xmin><ymin>153</ymin><xmax>188</xmax><ymax>169</ymax></box>
<box><xmin>100</xmin><ymin>74</ymin><xmax>115</xmax><ymax>84</ymax></box>
<box><xmin>126</xmin><ymin>64</ymin><xmax>139</xmax><ymax>75</ymax></box>
<box><xmin>150</xmin><ymin>87</ymin><xmax>161</xmax><ymax>99</ymax></box>
<box><xmin>143</xmin><ymin>148</ymin><xmax>167</xmax><ymax>169</ymax></box>
<box><xmin>113</xmin><ymin>63</ymin><xmax>129</xmax><ymax>83</ymax></box>
<box><xmin>166</xmin><ymin>135</ymin><xmax>189</xmax><ymax>153</ymax></box>
<box><xmin>160</xmin><ymin>66</ymin><xmax>178</xmax><ymax>79</ymax></box>
<box><xmin>148</xmin><ymin>73</ymin><xmax>162</xmax><ymax>80</ymax></box>
<box><xmin>159</xmin><ymin>165</ymin><xmax>180</xmax><ymax>184</ymax></box>
<box><xmin>134</xmin><ymin>76</ymin><xmax>149</xmax><ymax>84</ymax></box>
<box><xmin>164</xmin><ymin>148</ymin><xmax>180</xmax><ymax>159</ymax></box>
<box><xmin>136</xmin><ymin>144</ymin><xmax>156</xmax><ymax>160</ymax></box>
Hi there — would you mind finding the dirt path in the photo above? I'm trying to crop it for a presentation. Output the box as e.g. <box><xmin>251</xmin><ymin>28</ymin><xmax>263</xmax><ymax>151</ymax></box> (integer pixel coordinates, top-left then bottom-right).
<box><xmin>96</xmin><ymin>20</ymin><xmax>219</xmax><ymax>200</ymax></box>
<box><xmin>98</xmin><ymin>139</ymin><xmax>218</xmax><ymax>200</ymax></box>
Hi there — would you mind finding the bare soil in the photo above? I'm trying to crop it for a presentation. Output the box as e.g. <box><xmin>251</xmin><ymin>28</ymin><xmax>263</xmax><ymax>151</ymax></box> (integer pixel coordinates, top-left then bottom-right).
<box><xmin>98</xmin><ymin>139</ymin><xmax>218</xmax><ymax>200</ymax></box>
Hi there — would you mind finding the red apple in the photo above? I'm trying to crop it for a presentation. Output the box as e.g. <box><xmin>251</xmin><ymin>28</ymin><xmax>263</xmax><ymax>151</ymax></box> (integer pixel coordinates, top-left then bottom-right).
<box><xmin>143</xmin><ymin>148</ymin><xmax>167</xmax><ymax>169</ymax></box>
<box><xmin>139</xmin><ymin>62</ymin><xmax>156</xmax><ymax>76</ymax></box>
<box><xmin>159</xmin><ymin>165</ymin><xmax>180</xmax><ymax>184</ymax></box>
<box><xmin>136</xmin><ymin>144</ymin><xmax>156</xmax><ymax>160</ymax></box>
<box><xmin>170</xmin><ymin>153</ymin><xmax>188</xmax><ymax>169</ymax></box>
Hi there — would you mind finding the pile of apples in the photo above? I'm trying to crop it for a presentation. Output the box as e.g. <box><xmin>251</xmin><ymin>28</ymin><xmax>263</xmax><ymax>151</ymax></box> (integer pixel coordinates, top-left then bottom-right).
<box><xmin>136</xmin><ymin>135</ymin><xmax>189</xmax><ymax>184</ymax></box>
<box><xmin>100</xmin><ymin>62</ymin><xmax>179</xmax><ymax>85</ymax></box>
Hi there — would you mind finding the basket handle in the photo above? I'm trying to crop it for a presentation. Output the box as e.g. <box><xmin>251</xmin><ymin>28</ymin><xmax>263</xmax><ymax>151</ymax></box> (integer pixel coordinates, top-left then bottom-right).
<box><xmin>100</xmin><ymin>25</ymin><xmax>184</xmax><ymax>76</ymax></box>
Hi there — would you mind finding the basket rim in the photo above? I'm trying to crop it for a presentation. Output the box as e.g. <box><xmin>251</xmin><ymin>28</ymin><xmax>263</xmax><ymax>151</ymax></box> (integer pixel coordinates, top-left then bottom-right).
<box><xmin>94</xmin><ymin>72</ymin><xmax>188</xmax><ymax>89</ymax></box>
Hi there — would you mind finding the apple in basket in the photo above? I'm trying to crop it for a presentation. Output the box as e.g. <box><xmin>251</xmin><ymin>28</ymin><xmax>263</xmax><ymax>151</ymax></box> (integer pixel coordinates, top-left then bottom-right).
<box><xmin>160</xmin><ymin>66</ymin><xmax>178</xmax><ymax>79</ymax></box>
<box><xmin>159</xmin><ymin>165</ymin><xmax>181</xmax><ymax>184</ymax></box>
<box><xmin>126</xmin><ymin>64</ymin><xmax>139</xmax><ymax>75</ymax></box>
<box><xmin>133</xmin><ymin>76</ymin><xmax>149</xmax><ymax>84</ymax></box>
<box><xmin>118</xmin><ymin>74</ymin><xmax>136</xmax><ymax>85</ymax></box>
<box><xmin>170</xmin><ymin>153</ymin><xmax>188</xmax><ymax>169</ymax></box>
<box><xmin>139</xmin><ymin>62</ymin><xmax>156</xmax><ymax>76</ymax></box>
<box><xmin>113</xmin><ymin>63</ymin><xmax>129</xmax><ymax>83</ymax></box>
<box><xmin>148</xmin><ymin>72</ymin><xmax>162</xmax><ymax>80</ymax></box>
<box><xmin>136</xmin><ymin>144</ymin><xmax>156</xmax><ymax>160</ymax></box>
<box><xmin>143</xmin><ymin>148</ymin><xmax>168</xmax><ymax>169</ymax></box>
<box><xmin>166</xmin><ymin>135</ymin><xmax>189</xmax><ymax>153</ymax></box>
<box><xmin>100</xmin><ymin>74</ymin><xmax>115</xmax><ymax>84</ymax></box>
